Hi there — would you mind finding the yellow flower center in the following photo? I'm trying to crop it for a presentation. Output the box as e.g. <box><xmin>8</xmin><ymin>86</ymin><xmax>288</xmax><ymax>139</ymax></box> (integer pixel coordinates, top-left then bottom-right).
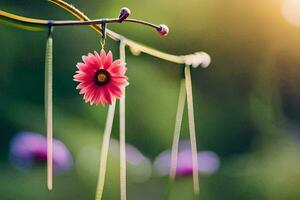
<box><xmin>97</xmin><ymin>73</ymin><xmax>107</xmax><ymax>83</ymax></box>
<box><xmin>94</xmin><ymin>69</ymin><xmax>111</xmax><ymax>86</ymax></box>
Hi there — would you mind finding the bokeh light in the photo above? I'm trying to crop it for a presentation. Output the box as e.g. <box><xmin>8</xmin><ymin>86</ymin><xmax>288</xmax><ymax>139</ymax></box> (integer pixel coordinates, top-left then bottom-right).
<box><xmin>282</xmin><ymin>0</ymin><xmax>300</xmax><ymax>26</ymax></box>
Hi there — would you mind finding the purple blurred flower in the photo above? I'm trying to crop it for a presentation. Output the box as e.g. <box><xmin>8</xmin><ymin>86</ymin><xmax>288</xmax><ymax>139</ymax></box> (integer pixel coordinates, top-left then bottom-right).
<box><xmin>154</xmin><ymin>140</ymin><xmax>220</xmax><ymax>176</ymax></box>
<box><xmin>9</xmin><ymin>132</ymin><xmax>73</xmax><ymax>173</ymax></box>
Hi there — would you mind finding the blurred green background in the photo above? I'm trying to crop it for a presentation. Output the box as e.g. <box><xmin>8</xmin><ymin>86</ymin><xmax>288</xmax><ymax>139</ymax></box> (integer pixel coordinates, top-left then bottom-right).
<box><xmin>1</xmin><ymin>0</ymin><xmax>300</xmax><ymax>199</ymax></box>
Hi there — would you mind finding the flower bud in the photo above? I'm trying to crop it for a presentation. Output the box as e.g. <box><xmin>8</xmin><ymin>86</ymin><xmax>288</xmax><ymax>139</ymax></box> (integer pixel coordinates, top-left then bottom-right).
<box><xmin>119</xmin><ymin>7</ymin><xmax>131</xmax><ymax>22</ymax></box>
<box><xmin>158</xmin><ymin>24</ymin><xmax>169</xmax><ymax>36</ymax></box>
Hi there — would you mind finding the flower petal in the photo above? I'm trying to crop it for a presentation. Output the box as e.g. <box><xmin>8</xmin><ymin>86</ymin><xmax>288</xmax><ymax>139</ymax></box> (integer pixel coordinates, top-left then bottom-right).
<box><xmin>77</xmin><ymin>63</ymin><xmax>97</xmax><ymax>75</ymax></box>
<box><xmin>88</xmin><ymin>53</ymin><xmax>101</xmax><ymax>69</ymax></box>
<box><xmin>73</xmin><ymin>73</ymin><xmax>93</xmax><ymax>82</ymax></box>
<box><xmin>111</xmin><ymin>77</ymin><xmax>129</xmax><ymax>86</ymax></box>
<box><xmin>99</xmin><ymin>49</ymin><xmax>106</xmax><ymax>68</ymax></box>
<box><xmin>76</xmin><ymin>79</ymin><xmax>95</xmax><ymax>89</ymax></box>
<box><xmin>107</xmin><ymin>83</ymin><xmax>124</xmax><ymax>97</ymax></box>
<box><xmin>103</xmin><ymin>51</ymin><xmax>113</xmax><ymax>69</ymax></box>
<box><xmin>109</xmin><ymin>60</ymin><xmax>123</xmax><ymax>69</ymax></box>
<box><xmin>102</xmin><ymin>87</ymin><xmax>113</xmax><ymax>105</ymax></box>
<box><xmin>94</xmin><ymin>51</ymin><xmax>102</xmax><ymax>67</ymax></box>
<box><xmin>109</xmin><ymin>66</ymin><xmax>127</xmax><ymax>76</ymax></box>
<box><xmin>93</xmin><ymin>88</ymin><xmax>102</xmax><ymax>105</ymax></box>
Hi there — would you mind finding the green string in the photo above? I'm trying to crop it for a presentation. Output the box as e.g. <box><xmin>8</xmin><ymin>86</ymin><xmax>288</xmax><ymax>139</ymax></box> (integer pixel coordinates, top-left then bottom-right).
<box><xmin>45</xmin><ymin>27</ymin><xmax>53</xmax><ymax>191</ymax></box>
<box><xmin>100</xmin><ymin>38</ymin><xmax>106</xmax><ymax>50</ymax></box>
<box><xmin>185</xmin><ymin>65</ymin><xmax>200</xmax><ymax>196</ymax></box>
<box><xmin>95</xmin><ymin>101</ymin><xmax>116</xmax><ymax>200</ymax></box>
<box><xmin>119</xmin><ymin>40</ymin><xmax>127</xmax><ymax>200</ymax></box>
<box><xmin>164</xmin><ymin>78</ymin><xmax>186</xmax><ymax>200</ymax></box>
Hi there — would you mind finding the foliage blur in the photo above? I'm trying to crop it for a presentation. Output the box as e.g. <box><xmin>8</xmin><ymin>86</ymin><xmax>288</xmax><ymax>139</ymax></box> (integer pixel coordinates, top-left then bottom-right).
<box><xmin>1</xmin><ymin>0</ymin><xmax>300</xmax><ymax>199</ymax></box>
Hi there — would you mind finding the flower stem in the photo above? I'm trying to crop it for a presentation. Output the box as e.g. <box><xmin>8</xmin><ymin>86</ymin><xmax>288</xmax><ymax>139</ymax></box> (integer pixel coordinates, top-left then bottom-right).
<box><xmin>45</xmin><ymin>26</ymin><xmax>53</xmax><ymax>191</ymax></box>
<box><xmin>95</xmin><ymin>101</ymin><xmax>116</xmax><ymax>200</ymax></box>
<box><xmin>184</xmin><ymin>65</ymin><xmax>200</xmax><ymax>195</ymax></box>
<box><xmin>119</xmin><ymin>40</ymin><xmax>127</xmax><ymax>200</ymax></box>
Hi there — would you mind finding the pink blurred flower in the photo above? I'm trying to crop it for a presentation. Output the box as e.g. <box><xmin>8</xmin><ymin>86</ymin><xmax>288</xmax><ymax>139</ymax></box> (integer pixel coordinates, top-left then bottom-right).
<box><xmin>9</xmin><ymin>132</ymin><xmax>73</xmax><ymax>173</ymax></box>
<box><xmin>73</xmin><ymin>49</ymin><xmax>128</xmax><ymax>106</ymax></box>
<box><xmin>154</xmin><ymin>140</ymin><xmax>220</xmax><ymax>176</ymax></box>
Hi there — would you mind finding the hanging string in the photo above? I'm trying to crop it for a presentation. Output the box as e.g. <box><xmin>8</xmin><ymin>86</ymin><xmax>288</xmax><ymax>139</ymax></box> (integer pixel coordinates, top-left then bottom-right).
<box><xmin>45</xmin><ymin>24</ymin><xmax>54</xmax><ymax>191</ymax></box>
<box><xmin>169</xmin><ymin>78</ymin><xmax>186</xmax><ymax>181</ymax></box>
<box><xmin>100</xmin><ymin>20</ymin><xmax>106</xmax><ymax>49</ymax></box>
<box><xmin>95</xmin><ymin>101</ymin><xmax>116</xmax><ymax>200</ymax></box>
<box><xmin>184</xmin><ymin>65</ymin><xmax>200</xmax><ymax>196</ymax></box>
<box><xmin>119</xmin><ymin>39</ymin><xmax>127</xmax><ymax>200</ymax></box>
<box><xmin>164</xmin><ymin>78</ymin><xmax>186</xmax><ymax>200</ymax></box>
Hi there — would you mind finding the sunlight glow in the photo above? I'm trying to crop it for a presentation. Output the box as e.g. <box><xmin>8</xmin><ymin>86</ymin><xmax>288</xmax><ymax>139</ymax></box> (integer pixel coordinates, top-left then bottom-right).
<box><xmin>282</xmin><ymin>0</ymin><xmax>300</xmax><ymax>26</ymax></box>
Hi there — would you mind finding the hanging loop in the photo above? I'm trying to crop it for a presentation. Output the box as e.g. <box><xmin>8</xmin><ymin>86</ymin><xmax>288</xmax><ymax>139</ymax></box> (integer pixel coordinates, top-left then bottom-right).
<box><xmin>48</xmin><ymin>20</ymin><xmax>54</xmax><ymax>37</ymax></box>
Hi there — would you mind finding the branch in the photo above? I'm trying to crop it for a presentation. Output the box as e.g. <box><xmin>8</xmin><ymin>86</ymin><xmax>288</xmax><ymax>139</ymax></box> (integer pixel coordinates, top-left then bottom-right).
<box><xmin>0</xmin><ymin>10</ymin><xmax>161</xmax><ymax>30</ymax></box>
<box><xmin>0</xmin><ymin>0</ymin><xmax>211</xmax><ymax>68</ymax></box>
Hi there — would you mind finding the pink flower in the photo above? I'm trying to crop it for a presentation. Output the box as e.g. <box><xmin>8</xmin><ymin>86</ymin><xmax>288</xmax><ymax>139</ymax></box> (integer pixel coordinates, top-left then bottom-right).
<box><xmin>73</xmin><ymin>50</ymin><xmax>128</xmax><ymax>105</ymax></box>
<box><xmin>154</xmin><ymin>140</ymin><xmax>220</xmax><ymax>176</ymax></box>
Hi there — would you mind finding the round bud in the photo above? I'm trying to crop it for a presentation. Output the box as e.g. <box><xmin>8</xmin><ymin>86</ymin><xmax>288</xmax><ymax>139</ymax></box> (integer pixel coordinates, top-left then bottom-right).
<box><xmin>119</xmin><ymin>7</ymin><xmax>131</xmax><ymax>22</ymax></box>
<box><xmin>190</xmin><ymin>52</ymin><xmax>211</xmax><ymax>68</ymax></box>
<box><xmin>129</xmin><ymin>46</ymin><xmax>142</xmax><ymax>56</ymax></box>
<box><xmin>158</xmin><ymin>24</ymin><xmax>169</xmax><ymax>36</ymax></box>
<box><xmin>198</xmin><ymin>52</ymin><xmax>211</xmax><ymax>68</ymax></box>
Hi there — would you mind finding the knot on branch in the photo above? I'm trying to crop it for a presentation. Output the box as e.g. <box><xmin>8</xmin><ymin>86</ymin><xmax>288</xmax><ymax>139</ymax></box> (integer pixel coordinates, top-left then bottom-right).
<box><xmin>183</xmin><ymin>52</ymin><xmax>211</xmax><ymax>68</ymax></box>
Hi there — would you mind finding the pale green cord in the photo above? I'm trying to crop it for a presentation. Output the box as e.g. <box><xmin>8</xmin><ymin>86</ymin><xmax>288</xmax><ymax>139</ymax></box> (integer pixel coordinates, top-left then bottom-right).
<box><xmin>45</xmin><ymin>29</ymin><xmax>53</xmax><ymax>191</ymax></box>
<box><xmin>165</xmin><ymin>78</ymin><xmax>186</xmax><ymax>200</ymax></box>
<box><xmin>169</xmin><ymin>79</ymin><xmax>186</xmax><ymax>181</ymax></box>
<box><xmin>95</xmin><ymin>101</ymin><xmax>116</xmax><ymax>200</ymax></box>
<box><xmin>185</xmin><ymin>65</ymin><xmax>200</xmax><ymax>195</ymax></box>
<box><xmin>119</xmin><ymin>40</ymin><xmax>127</xmax><ymax>200</ymax></box>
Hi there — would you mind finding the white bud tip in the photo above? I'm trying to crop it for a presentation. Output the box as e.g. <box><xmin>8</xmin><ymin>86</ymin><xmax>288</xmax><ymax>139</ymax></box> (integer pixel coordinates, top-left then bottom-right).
<box><xmin>158</xmin><ymin>24</ymin><xmax>169</xmax><ymax>36</ymax></box>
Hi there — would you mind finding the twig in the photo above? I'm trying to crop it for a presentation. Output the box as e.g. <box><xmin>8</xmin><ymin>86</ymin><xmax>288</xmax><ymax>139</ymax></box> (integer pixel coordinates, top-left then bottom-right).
<box><xmin>0</xmin><ymin>0</ymin><xmax>211</xmax><ymax>68</ymax></box>
<box><xmin>0</xmin><ymin>10</ymin><xmax>160</xmax><ymax>29</ymax></box>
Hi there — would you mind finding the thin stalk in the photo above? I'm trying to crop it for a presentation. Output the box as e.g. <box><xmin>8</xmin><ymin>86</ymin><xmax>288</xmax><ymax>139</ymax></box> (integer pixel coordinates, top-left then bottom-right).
<box><xmin>4</xmin><ymin>0</ymin><xmax>210</xmax><ymax>67</ymax></box>
<box><xmin>169</xmin><ymin>79</ymin><xmax>186</xmax><ymax>180</ymax></box>
<box><xmin>119</xmin><ymin>40</ymin><xmax>127</xmax><ymax>200</ymax></box>
<box><xmin>0</xmin><ymin>10</ymin><xmax>160</xmax><ymax>29</ymax></box>
<box><xmin>0</xmin><ymin>0</ymin><xmax>210</xmax><ymax>67</ymax></box>
<box><xmin>47</xmin><ymin>0</ymin><xmax>185</xmax><ymax>64</ymax></box>
<box><xmin>48</xmin><ymin>0</ymin><xmax>209</xmax><ymax>66</ymax></box>
<box><xmin>1</xmin><ymin>1</ymin><xmax>211</xmax><ymax>67</ymax></box>
<box><xmin>45</xmin><ymin>26</ymin><xmax>53</xmax><ymax>191</ymax></box>
<box><xmin>165</xmin><ymin>79</ymin><xmax>186</xmax><ymax>200</ymax></box>
<box><xmin>95</xmin><ymin>101</ymin><xmax>116</xmax><ymax>200</ymax></box>
<box><xmin>184</xmin><ymin>65</ymin><xmax>200</xmax><ymax>196</ymax></box>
